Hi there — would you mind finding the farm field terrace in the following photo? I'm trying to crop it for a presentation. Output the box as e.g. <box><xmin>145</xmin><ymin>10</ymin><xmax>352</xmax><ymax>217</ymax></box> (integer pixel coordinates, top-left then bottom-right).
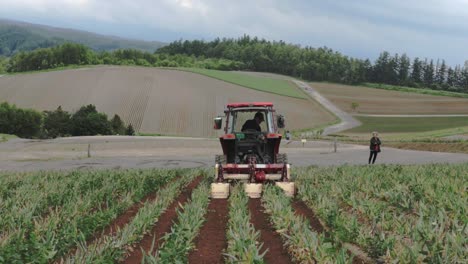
<box><xmin>311</xmin><ymin>82</ymin><xmax>468</xmax><ymax>115</ymax></box>
<box><xmin>178</xmin><ymin>68</ymin><xmax>307</xmax><ymax>99</ymax></box>
<box><xmin>0</xmin><ymin>163</ymin><xmax>466</xmax><ymax>263</ymax></box>
<box><xmin>0</xmin><ymin>66</ymin><xmax>334</xmax><ymax>137</ymax></box>
<box><xmin>344</xmin><ymin>116</ymin><xmax>468</xmax><ymax>133</ymax></box>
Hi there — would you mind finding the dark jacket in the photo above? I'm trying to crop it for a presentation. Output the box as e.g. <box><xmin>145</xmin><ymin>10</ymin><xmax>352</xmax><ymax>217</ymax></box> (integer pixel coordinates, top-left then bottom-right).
<box><xmin>242</xmin><ymin>119</ymin><xmax>261</xmax><ymax>132</ymax></box>
<box><xmin>370</xmin><ymin>137</ymin><xmax>381</xmax><ymax>152</ymax></box>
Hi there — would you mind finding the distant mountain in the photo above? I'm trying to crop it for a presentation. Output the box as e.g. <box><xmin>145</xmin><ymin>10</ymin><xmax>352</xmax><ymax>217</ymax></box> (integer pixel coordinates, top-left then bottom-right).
<box><xmin>0</xmin><ymin>18</ymin><xmax>166</xmax><ymax>56</ymax></box>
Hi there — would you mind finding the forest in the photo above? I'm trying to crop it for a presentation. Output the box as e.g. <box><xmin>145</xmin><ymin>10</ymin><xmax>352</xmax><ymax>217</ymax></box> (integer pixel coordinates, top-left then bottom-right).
<box><xmin>3</xmin><ymin>36</ymin><xmax>468</xmax><ymax>93</ymax></box>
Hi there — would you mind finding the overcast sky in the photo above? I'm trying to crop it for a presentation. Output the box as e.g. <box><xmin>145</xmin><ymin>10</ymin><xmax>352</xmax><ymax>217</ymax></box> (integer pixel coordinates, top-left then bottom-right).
<box><xmin>1</xmin><ymin>0</ymin><xmax>467</xmax><ymax>66</ymax></box>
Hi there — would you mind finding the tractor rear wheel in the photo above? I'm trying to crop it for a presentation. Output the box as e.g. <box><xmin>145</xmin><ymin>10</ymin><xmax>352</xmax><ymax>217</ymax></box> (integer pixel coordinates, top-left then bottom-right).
<box><xmin>215</xmin><ymin>154</ymin><xmax>227</xmax><ymax>164</ymax></box>
<box><xmin>276</xmin><ymin>153</ymin><xmax>288</xmax><ymax>164</ymax></box>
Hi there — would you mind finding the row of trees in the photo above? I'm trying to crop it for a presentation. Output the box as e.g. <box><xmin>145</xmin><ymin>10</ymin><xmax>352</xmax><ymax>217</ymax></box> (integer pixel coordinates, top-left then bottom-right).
<box><xmin>157</xmin><ymin>36</ymin><xmax>468</xmax><ymax>93</ymax></box>
<box><xmin>4</xmin><ymin>37</ymin><xmax>468</xmax><ymax>93</ymax></box>
<box><xmin>5</xmin><ymin>43</ymin><xmax>245</xmax><ymax>73</ymax></box>
<box><xmin>0</xmin><ymin>102</ymin><xmax>135</xmax><ymax>138</ymax></box>
<box><xmin>369</xmin><ymin>52</ymin><xmax>468</xmax><ymax>92</ymax></box>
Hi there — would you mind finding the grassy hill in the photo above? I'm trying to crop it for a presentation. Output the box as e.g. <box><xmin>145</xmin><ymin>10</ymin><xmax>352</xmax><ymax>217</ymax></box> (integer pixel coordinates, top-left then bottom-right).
<box><xmin>0</xmin><ymin>18</ymin><xmax>166</xmax><ymax>56</ymax></box>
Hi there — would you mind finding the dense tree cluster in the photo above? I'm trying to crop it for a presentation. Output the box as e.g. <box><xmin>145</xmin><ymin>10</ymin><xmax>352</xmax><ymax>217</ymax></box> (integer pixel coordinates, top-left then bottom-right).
<box><xmin>0</xmin><ymin>102</ymin><xmax>42</xmax><ymax>138</ymax></box>
<box><xmin>5</xmin><ymin>43</ymin><xmax>244</xmax><ymax>73</ymax></box>
<box><xmin>158</xmin><ymin>36</ymin><xmax>468</xmax><ymax>93</ymax></box>
<box><xmin>7</xmin><ymin>43</ymin><xmax>96</xmax><ymax>72</ymax></box>
<box><xmin>4</xmin><ymin>37</ymin><xmax>468</xmax><ymax>93</ymax></box>
<box><xmin>0</xmin><ymin>102</ymin><xmax>133</xmax><ymax>139</ymax></box>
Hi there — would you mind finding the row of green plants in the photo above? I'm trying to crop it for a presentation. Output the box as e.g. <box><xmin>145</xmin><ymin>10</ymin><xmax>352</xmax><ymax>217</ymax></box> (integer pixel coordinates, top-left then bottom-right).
<box><xmin>67</xmin><ymin>172</ymin><xmax>197</xmax><ymax>263</ymax></box>
<box><xmin>295</xmin><ymin>164</ymin><xmax>467</xmax><ymax>263</ymax></box>
<box><xmin>224</xmin><ymin>184</ymin><xmax>265</xmax><ymax>263</ymax></box>
<box><xmin>0</xmin><ymin>102</ymin><xmax>135</xmax><ymax>139</ymax></box>
<box><xmin>0</xmin><ymin>169</ymin><xmax>180</xmax><ymax>263</ymax></box>
<box><xmin>143</xmin><ymin>177</ymin><xmax>211</xmax><ymax>263</ymax></box>
<box><xmin>262</xmin><ymin>185</ymin><xmax>352</xmax><ymax>263</ymax></box>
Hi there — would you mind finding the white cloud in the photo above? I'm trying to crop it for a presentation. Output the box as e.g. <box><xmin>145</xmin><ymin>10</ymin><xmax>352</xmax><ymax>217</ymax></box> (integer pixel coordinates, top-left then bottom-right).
<box><xmin>0</xmin><ymin>0</ymin><xmax>466</xmax><ymax>65</ymax></box>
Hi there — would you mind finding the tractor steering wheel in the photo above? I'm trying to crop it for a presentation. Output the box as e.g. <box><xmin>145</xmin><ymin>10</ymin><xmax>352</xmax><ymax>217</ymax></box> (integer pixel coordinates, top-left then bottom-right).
<box><xmin>242</xmin><ymin>129</ymin><xmax>265</xmax><ymax>141</ymax></box>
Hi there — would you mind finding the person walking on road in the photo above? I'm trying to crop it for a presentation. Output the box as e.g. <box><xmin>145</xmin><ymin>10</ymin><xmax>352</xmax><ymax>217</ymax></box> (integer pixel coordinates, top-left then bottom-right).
<box><xmin>369</xmin><ymin>131</ymin><xmax>381</xmax><ymax>164</ymax></box>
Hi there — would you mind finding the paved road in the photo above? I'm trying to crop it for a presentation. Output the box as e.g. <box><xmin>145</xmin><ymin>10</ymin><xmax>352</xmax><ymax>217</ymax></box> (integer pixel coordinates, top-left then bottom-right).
<box><xmin>0</xmin><ymin>136</ymin><xmax>466</xmax><ymax>172</ymax></box>
<box><xmin>293</xmin><ymin>81</ymin><xmax>361</xmax><ymax>135</ymax></box>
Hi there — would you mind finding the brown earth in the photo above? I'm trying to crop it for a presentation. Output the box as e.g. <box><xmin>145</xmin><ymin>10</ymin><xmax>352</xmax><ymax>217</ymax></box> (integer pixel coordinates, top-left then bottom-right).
<box><xmin>122</xmin><ymin>176</ymin><xmax>202</xmax><ymax>264</ymax></box>
<box><xmin>248</xmin><ymin>198</ymin><xmax>293</xmax><ymax>264</ymax></box>
<box><xmin>187</xmin><ymin>199</ymin><xmax>229</xmax><ymax>264</ymax></box>
<box><xmin>311</xmin><ymin>82</ymin><xmax>468</xmax><ymax>115</ymax></box>
<box><xmin>55</xmin><ymin>177</ymin><xmax>180</xmax><ymax>263</ymax></box>
<box><xmin>292</xmin><ymin>200</ymin><xmax>371</xmax><ymax>264</ymax></box>
<box><xmin>385</xmin><ymin>142</ymin><xmax>468</xmax><ymax>154</ymax></box>
<box><xmin>0</xmin><ymin>66</ymin><xmax>334</xmax><ymax>137</ymax></box>
<box><xmin>291</xmin><ymin>200</ymin><xmax>325</xmax><ymax>233</ymax></box>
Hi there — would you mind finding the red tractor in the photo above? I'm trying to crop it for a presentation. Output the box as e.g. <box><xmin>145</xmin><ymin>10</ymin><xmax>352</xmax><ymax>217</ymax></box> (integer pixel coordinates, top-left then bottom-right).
<box><xmin>211</xmin><ymin>102</ymin><xmax>295</xmax><ymax>198</ymax></box>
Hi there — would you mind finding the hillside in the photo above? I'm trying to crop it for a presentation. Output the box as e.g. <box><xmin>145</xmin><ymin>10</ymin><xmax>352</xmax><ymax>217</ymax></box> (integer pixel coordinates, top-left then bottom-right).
<box><xmin>0</xmin><ymin>18</ymin><xmax>166</xmax><ymax>56</ymax></box>
<box><xmin>311</xmin><ymin>82</ymin><xmax>468</xmax><ymax>115</ymax></box>
<box><xmin>0</xmin><ymin>66</ymin><xmax>334</xmax><ymax>137</ymax></box>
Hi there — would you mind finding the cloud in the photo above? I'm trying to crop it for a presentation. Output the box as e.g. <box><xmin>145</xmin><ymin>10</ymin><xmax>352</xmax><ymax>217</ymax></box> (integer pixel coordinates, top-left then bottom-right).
<box><xmin>0</xmin><ymin>0</ymin><xmax>466</xmax><ymax>65</ymax></box>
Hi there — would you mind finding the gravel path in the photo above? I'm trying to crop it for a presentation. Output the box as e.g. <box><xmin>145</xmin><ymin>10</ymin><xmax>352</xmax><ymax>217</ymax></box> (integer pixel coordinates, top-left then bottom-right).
<box><xmin>0</xmin><ymin>136</ymin><xmax>466</xmax><ymax>172</ymax></box>
<box><xmin>293</xmin><ymin>80</ymin><xmax>361</xmax><ymax>135</ymax></box>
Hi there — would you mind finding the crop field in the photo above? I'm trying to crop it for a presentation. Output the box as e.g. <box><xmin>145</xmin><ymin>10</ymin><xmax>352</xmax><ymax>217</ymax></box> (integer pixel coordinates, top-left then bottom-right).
<box><xmin>311</xmin><ymin>82</ymin><xmax>468</xmax><ymax>115</ymax></box>
<box><xmin>180</xmin><ymin>68</ymin><xmax>307</xmax><ymax>99</ymax></box>
<box><xmin>0</xmin><ymin>66</ymin><xmax>334</xmax><ymax>137</ymax></box>
<box><xmin>0</xmin><ymin>163</ymin><xmax>465</xmax><ymax>263</ymax></box>
<box><xmin>344</xmin><ymin>116</ymin><xmax>468</xmax><ymax>133</ymax></box>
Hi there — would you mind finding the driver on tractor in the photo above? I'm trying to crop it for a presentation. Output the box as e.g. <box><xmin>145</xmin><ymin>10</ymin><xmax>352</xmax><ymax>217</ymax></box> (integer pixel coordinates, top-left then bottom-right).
<box><xmin>241</xmin><ymin>112</ymin><xmax>264</xmax><ymax>132</ymax></box>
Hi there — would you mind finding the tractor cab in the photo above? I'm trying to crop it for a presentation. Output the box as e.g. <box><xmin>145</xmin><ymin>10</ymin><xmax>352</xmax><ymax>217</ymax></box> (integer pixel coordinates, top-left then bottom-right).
<box><xmin>211</xmin><ymin>102</ymin><xmax>294</xmax><ymax>199</ymax></box>
<box><xmin>214</xmin><ymin>102</ymin><xmax>285</xmax><ymax>165</ymax></box>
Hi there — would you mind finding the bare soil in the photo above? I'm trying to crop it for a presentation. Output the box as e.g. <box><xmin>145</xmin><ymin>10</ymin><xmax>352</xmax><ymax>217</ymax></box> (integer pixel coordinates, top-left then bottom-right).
<box><xmin>122</xmin><ymin>176</ymin><xmax>203</xmax><ymax>264</ymax></box>
<box><xmin>187</xmin><ymin>199</ymin><xmax>229</xmax><ymax>264</ymax></box>
<box><xmin>312</xmin><ymin>82</ymin><xmax>468</xmax><ymax>115</ymax></box>
<box><xmin>291</xmin><ymin>200</ymin><xmax>325</xmax><ymax>233</ymax></box>
<box><xmin>248</xmin><ymin>198</ymin><xmax>293</xmax><ymax>264</ymax></box>
<box><xmin>55</xmin><ymin>178</ymin><xmax>180</xmax><ymax>263</ymax></box>
<box><xmin>292</xmin><ymin>200</ymin><xmax>371</xmax><ymax>264</ymax></box>
<box><xmin>0</xmin><ymin>66</ymin><xmax>334</xmax><ymax>137</ymax></box>
<box><xmin>386</xmin><ymin>142</ymin><xmax>468</xmax><ymax>154</ymax></box>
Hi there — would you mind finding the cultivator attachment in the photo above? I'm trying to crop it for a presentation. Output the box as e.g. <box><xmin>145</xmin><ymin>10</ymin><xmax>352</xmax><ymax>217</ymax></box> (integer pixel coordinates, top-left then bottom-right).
<box><xmin>210</xmin><ymin>160</ymin><xmax>295</xmax><ymax>199</ymax></box>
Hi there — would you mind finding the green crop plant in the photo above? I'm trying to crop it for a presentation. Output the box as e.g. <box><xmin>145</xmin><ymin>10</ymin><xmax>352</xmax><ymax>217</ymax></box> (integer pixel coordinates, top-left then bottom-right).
<box><xmin>143</xmin><ymin>177</ymin><xmax>211</xmax><ymax>263</ymax></box>
<box><xmin>224</xmin><ymin>184</ymin><xmax>265</xmax><ymax>263</ymax></box>
<box><xmin>262</xmin><ymin>185</ymin><xmax>351</xmax><ymax>263</ymax></box>
<box><xmin>295</xmin><ymin>163</ymin><xmax>468</xmax><ymax>263</ymax></box>
<box><xmin>67</xmin><ymin>172</ymin><xmax>196</xmax><ymax>263</ymax></box>
<box><xmin>0</xmin><ymin>169</ymin><xmax>180</xmax><ymax>263</ymax></box>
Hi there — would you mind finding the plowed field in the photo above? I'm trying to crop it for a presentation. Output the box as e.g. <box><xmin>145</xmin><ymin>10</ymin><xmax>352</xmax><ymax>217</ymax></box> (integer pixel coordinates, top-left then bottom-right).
<box><xmin>311</xmin><ymin>82</ymin><xmax>468</xmax><ymax>115</ymax></box>
<box><xmin>0</xmin><ymin>66</ymin><xmax>334</xmax><ymax>137</ymax></box>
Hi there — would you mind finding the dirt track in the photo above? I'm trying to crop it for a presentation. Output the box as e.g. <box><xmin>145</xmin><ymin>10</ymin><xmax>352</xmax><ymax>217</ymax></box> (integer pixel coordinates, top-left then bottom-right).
<box><xmin>1</xmin><ymin>136</ymin><xmax>467</xmax><ymax>172</ymax></box>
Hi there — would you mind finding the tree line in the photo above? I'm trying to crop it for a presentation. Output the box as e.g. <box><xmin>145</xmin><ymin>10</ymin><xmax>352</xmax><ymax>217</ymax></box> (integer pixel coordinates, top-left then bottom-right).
<box><xmin>4</xmin><ymin>43</ymin><xmax>243</xmax><ymax>73</ymax></box>
<box><xmin>157</xmin><ymin>36</ymin><xmax>468</xmax><ymax>93</ymax></box>
<box><xmin>4</xmin><ymin>37</ymin><xmax>468</xmax><ymax>93</ymax></box>
<box><xmin>0</xmin><ymin>102</ymin><xmax>135</xmax><ymax>138</ymax></box>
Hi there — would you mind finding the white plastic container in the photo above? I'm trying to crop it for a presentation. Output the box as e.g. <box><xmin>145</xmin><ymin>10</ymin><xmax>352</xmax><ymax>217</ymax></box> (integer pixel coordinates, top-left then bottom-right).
<box><xmin>244</xmin><ymin>183</ymin><xmax>263</xmax><ymax>198</ymax></box>
<box><xmin>276</xmin><ymin>182</ymin><xmax>295</xmax><ymax>197</ymax></box>
<box><xmin>211</xmin><ymin>183</ymin><xmax>230</xmax><ymax>199</ymax></box>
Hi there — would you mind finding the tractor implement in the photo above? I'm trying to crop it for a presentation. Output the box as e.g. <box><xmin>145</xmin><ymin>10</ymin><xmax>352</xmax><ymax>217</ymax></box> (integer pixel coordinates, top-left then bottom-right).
<box><xmin>211</xmin><ymin>102</ymin><xmax>295</xmax><ymax>198</ymax></box>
